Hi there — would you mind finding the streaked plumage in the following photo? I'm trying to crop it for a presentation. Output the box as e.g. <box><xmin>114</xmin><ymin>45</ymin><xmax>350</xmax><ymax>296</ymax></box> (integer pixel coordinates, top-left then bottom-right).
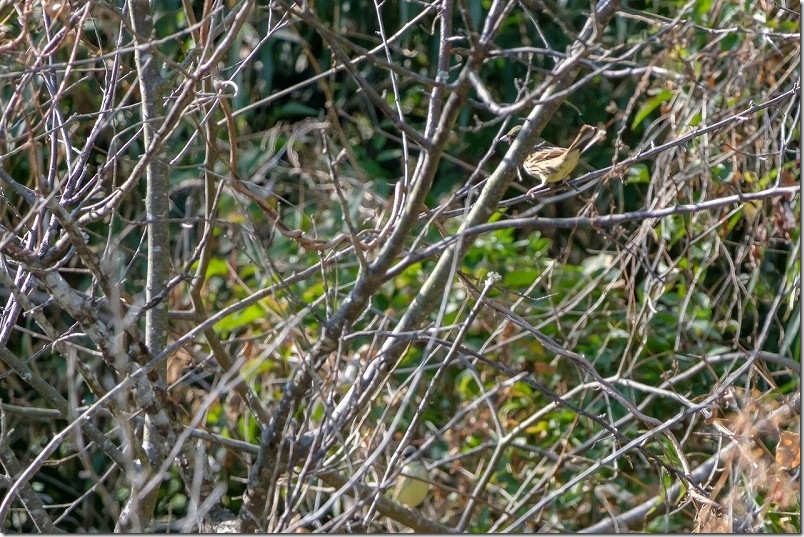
<box><xmin>501</xmin><ymin>124</ymin><xmax>605</xmax><ymax>194</ymax></box>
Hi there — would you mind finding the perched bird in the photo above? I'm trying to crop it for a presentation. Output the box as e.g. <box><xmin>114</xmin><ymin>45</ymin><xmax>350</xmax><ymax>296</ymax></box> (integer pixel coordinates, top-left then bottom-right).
<box><xmin>501</xmin><ymin>124</ymin><xmax>605</xmax><ymax>195</ymax></box>
<box><xmin>391</xmin><ymin>446</ymin><xmax>430</xmax><ymax>508</ymax></box>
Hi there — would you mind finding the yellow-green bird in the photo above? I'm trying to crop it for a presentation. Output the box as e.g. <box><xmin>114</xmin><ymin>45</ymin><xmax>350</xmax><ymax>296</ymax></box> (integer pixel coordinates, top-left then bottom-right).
<box><xmin>391</xmin><ymin>446</ymin><xmax>430</xmax><ymax>508</ymax></box>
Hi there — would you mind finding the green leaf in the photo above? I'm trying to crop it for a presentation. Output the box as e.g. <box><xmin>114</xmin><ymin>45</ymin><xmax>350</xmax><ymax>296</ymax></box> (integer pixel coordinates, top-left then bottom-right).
<box><xmin>215</xmin><ymin>303</ymin><xmax>266</xmax><ymax>334</ymax></box>
<box><xmin>502</xmin><ymin>268</ymin><xmax>541</xmax><ymax>288</ymax></box>
<box><xmin>275</xmin><ymin>102</ymin><xmax>320</xmax><ymax>118</ymax></box>
<box><xmin>631</xmin><ymin>88</ymin><xmax>672</xmax><ymax>129</ymax></box>
<box><xmin>204</xmin><ymin>258</ymin><xmax>229</xmax><ymax>278</ymax></box>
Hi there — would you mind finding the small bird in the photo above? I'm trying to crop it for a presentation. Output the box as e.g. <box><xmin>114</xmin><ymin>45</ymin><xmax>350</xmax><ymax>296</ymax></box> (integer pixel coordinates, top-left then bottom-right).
<box><xmin>500</xmin><ymin>124</ymin><xmax>605</xmax><ymax>195</ymax></box>
<box><xmin>391</xmin><ymin>446</ymin><xmax>430</xmax><ymax>508</ymax></box>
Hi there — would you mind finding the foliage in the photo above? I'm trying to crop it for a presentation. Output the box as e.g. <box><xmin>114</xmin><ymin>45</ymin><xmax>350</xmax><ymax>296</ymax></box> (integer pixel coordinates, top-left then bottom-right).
<box><xmin>0</xmin><ymin>0</ymin><xmax>799</xmax><ymax>532</ymax></box>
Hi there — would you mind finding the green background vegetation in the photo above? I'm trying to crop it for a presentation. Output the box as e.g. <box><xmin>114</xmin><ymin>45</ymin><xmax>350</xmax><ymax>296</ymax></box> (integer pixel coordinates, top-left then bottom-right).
<box><xmin>0</xmin><ymin>0</ymin><xmax>799</xmax><ymax>532</ymax></box>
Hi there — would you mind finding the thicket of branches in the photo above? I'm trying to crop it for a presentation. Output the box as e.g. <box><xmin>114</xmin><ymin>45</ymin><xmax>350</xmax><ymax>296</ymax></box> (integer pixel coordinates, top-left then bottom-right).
<box><xmin>0</xmin><ymin>0</ymin><xmax>799</xmax><ymax>532</ymax></box>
